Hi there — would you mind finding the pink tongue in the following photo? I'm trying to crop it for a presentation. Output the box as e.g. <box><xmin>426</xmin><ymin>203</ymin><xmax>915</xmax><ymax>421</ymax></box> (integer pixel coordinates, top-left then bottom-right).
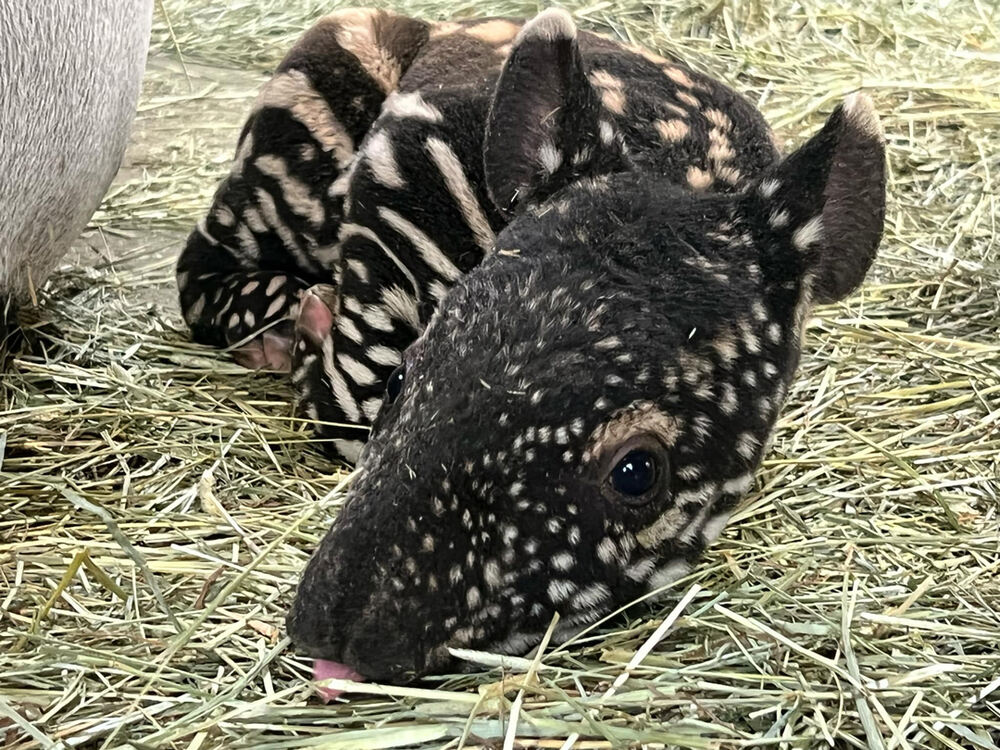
<box><xmin>313</xmin><ymin>659</ymin><xmax>365</xmax><ymax>702</ymax></box>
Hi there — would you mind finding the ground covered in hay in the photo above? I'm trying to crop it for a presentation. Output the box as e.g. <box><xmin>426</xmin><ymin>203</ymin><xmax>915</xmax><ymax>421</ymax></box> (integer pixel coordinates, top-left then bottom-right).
<box><xmin>2</xmin><ymin>0</ymin><xmax>998</xmax><ymax>748</ymax></box>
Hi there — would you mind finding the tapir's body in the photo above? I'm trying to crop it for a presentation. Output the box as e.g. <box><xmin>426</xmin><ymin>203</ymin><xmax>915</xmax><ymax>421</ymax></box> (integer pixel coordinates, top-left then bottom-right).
<box><xmin>176</xmin><ymin>11</ymin><xmax>781</xmax><ymax>462</ymax></box>
<box><xmin>0</xmin><ymin>0</ymin><xmax>152</xmax><ymax>339</ymax></box>
<box><xmin>177</xmin><ymin>9</ymin><xmax>885</xmax><ymax>690</ymax></box>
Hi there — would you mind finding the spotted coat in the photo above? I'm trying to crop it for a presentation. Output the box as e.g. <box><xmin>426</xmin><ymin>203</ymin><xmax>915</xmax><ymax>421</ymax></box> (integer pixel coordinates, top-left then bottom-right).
<box><xmin>175</xmin><ymin>9</ymin><xmax>886</xmax><ymax>685</ymax></box>
<box><xmin>177</xmin><ymin>8</ymin><xmax>780</xmax><ymax>459</ymax></box>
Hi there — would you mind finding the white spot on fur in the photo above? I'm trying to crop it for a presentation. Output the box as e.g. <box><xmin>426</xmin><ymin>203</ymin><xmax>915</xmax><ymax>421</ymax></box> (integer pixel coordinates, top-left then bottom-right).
<box><xmin>346</xmin><ymin>258</ymin><xmax>369</xmax><ymax>284</ymax></box>
<box><xmin>596</xmin><ymin>537</ymin><xmax>617</xmax><ymax>565</ymax></box>
<box><xmin>686</xmin><ymin>166</ymin><xmax>713</xmax><ymax>190</ymax></box>
<box><xmin>467</xmin><ymin>586</ymin><xmax>481</xmax><ymax>608</ymax></box>
<box><xmin>538</xmin><ymin>141</ymin><xmax>562</xmax><ymax>174</ymax></box>
<box><xmin>625</xmin><ymin>558</ymin><xmax>655</xmax><ymax>581</ymax></box>
<box><xmin>590</xmin><ymin>69</ymin><xmax>627</xmax><ymax>114</ymax></box>
<box><xmin>571</xmin><ymin>583</ymin><xmax>611</xmax><ymax>610</ymax></box>
<box><xmin>655</xmin><ymin>118</ymin><xmax>690</xmax><ymax>143</ymax></box>
<box><xmin>676</xmin><ymin>91</ymin><xmax>700</xmax><ymax>108</ymax></box>
<box><xmin>551</xmin><ymin>552</ymin><xmax>574</xmax><ymax>571</ymax></box>
<box><xmin>381</xmin><ymin>91</ymin><xmax>444</xmax><ymax>122</ymax></box>
<box><xmin>264</xmin><ymin>294</ymin><xmax>287</xmax><ymax>320</ymax></box>
<box><xmin>598</xmin><ymin>119</ymin><xmax>614</xmax><ymax>145</ymax></box>
<box><xmin>337</xmin><ymin>353</ymin><xmax>377</xmax><ymax>386</ymax></box>
<box><xmin>792</xmin><ymin>216</ymin><xmax>824</xmax><ymax>251</ymax></box>
<box><xmin>720</xmin><ymin>383</ymin><xmax>738</xmax><ymax>416</ymax></box>
<box><xmin>722</xmin><ymin>473</ymin><xmax>753</xmax><ymax>496</ymax></box>
<box><xmin>736</xmin><ymin>432</ymin><xmax>759</xmax><ymax>460</ymax></box>
<box><xmin>769</xmin><ymin>208</ymin><xmax>790</xmax><ymax>229</ymax></box>
<box><xmin>701</xmin><ymin>513</ymin><xmax>730</xmax><ymax>543</ymax></box>
<box><xmin>484</xmin><ymin>560</ymin><xmax>501</xmax><ymax>589</ymax></box>
<box><xmin>759</xmin><ymin>178</ymin><xmax>780</xmax><ymax>199</ymax></box>
<box><xmin>185</xmin><ymin>294</ymin><xmax>205</xmax><ymax>325</ymax></box>
<box><xmin>265</xmin><ymin>276</ymin><xmax>286</xmax><ymax>296</ymax></box>
<box><xmin>648</xmin><ymin>560</ymin><xmax>690</xmax><ymax>594</ymax></box>
<box><xmin>703</xmin><ymin>108</ymin><xmax>732</xmax><ymax>129</ymax></box>
<box><xmin>547</xmin><ymin>579</ymin><xmax>577</xmax><ymax>604</ymax></box>
<box><xmin>664</xmin><ymin>66</ymin><xmax>694</xmax><ymax>88</ymax></box>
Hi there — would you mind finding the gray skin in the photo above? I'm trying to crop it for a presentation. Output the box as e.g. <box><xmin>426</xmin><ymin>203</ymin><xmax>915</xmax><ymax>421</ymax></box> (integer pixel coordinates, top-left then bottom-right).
<box><xmin>285</xmin><ymin>10</ymin><xmax>887</xmax><ymax>685</ymax></box>
<box><xmin>0</xmin><ymin>0</ymin><xmax>152</xmax><ymax>344</ymax></box>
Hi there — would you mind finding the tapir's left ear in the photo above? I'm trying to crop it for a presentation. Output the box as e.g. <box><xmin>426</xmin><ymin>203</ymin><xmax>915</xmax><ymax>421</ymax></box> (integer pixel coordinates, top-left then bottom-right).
<box><xmin>484</xmin><ymin>9</ymin><xmax>627</xmax><ymax>213</ymax></box>
<box><xmin>753</xmin><ymin>93</ymin><xmax>887</xmax><ymax>304</ymax></box>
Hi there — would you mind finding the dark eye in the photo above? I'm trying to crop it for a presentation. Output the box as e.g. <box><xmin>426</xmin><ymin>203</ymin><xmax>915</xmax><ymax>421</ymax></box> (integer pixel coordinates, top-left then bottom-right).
<box><xmin>610</xmin><ymin>449</ymin><xmax>658</xmax><ymax>498</ymax></box>
<box><xmin>385</xmin><ymin>364</ymin><xmax>405</xmax><ymax>404</ymax></box>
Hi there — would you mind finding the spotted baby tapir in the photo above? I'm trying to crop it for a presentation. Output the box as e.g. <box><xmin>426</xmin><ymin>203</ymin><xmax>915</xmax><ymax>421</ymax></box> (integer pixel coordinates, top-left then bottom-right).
<box><xmin>176</xmin><ymin>8</ymin><xmax>886</xmax><ymax>686</ymax></box>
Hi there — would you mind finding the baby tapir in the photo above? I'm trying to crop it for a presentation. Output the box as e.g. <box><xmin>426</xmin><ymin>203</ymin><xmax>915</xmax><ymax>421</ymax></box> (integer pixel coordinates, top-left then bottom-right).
<box><xmin>176</xmin><ymin>9</ymin><xmax>886</xmax><ymax>688</ymax></box>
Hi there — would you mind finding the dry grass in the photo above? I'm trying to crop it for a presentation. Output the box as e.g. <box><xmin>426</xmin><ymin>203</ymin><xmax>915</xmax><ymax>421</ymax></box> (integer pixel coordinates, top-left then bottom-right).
<box><xmin>2</xmin><ymin>0</ymin><xmax>999</xmax><ymax>747</ymax></box>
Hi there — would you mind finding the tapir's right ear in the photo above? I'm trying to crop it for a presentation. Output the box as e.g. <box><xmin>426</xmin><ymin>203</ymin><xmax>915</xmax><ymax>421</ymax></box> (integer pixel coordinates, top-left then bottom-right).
<box><xmin>483</xmin><ymin>8</ymin><xmax>627</xmax><ymax>214</ymax></box>
<box><xmin>752</xmin><ymin>93</ymin><xmax>887</xmax><ymax>304</ymax></box>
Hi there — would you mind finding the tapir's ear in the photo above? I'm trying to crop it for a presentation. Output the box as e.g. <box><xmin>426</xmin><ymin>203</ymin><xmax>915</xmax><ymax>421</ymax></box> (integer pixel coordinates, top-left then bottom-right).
<box><xmin>754</xmin><ymin>93</ymin><xmax>886</xmax><ymax>304</ymax></box>
<box><xmin>295</xmin><ymin>284</ymin><xmax>338</xmax><ymax>350</ymax></box>
<box><xmin>484</xmin><ymin>9</ymin><xmax>626</xmax><ymax>213</ymax></box>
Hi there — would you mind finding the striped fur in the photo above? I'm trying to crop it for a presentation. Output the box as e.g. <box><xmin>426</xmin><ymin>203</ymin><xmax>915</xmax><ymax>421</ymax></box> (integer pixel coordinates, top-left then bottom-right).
<box><xmin>177</xmin><ymin>8</ymin><xmax>779</xmax><ymax>457</ymax></box>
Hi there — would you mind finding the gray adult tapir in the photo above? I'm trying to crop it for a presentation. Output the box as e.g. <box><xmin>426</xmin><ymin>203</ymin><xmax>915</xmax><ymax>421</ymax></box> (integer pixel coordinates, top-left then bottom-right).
<box><xmin>0</xmin><ymin>0</ymin><xmax>153</xmax><ymax>346</ymax></box>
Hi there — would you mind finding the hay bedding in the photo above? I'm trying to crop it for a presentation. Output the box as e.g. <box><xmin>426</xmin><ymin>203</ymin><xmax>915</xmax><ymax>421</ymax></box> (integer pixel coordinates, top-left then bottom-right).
<box><xmin>1</xmin><ymin>0</ymin><xmax>998</xmax><ymax>747</ymax></box>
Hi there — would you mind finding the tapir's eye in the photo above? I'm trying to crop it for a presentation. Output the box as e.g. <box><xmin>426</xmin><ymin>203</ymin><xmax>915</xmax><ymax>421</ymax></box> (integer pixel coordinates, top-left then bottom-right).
<box><xmin>602</xmin><ymin>437</ymin><xmax>669</xmax><ymax>505</ymax></box>
<box><xmin>611</xmin><ymin>450</ymin><xmax>657</xmax><ymax>496</ymax></box>
<box><xmin>385</xmin><ymin>365</ymin><xmax>406</xmax><ymax>404</ymax></box>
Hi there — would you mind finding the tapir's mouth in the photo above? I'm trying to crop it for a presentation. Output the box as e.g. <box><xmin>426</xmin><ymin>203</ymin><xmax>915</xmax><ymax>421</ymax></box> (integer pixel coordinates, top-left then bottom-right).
<box><xmin>312</xmin><ymin>659</ymin><xmax>365</xmax><ymax>702</ymax></box>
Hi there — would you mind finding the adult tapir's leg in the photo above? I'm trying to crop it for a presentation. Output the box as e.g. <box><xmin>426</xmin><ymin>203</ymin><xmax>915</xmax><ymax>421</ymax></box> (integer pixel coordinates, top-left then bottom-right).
<box><xmin>1</xmin><ymin>0</ymin><xmax>152</xmax><ymax>351</ymax></box>
<box><xmin>176</xmin><ymin>9</ymin><xmax>430</xmax><ymax>371</ymax></box>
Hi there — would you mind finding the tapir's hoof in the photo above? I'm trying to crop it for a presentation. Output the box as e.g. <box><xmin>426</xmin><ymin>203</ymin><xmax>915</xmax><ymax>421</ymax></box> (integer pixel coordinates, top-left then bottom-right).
<box><xmin>232</xmin><ymin>320</ymin><xmax>295</xmax><ymax>373</ymax></box>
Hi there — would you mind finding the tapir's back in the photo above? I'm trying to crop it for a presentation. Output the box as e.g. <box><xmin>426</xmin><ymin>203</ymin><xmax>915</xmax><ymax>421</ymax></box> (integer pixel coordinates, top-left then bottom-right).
<box><xmin>394</xmin><ymin>18</ymin><xmax>779</xmax><ymax>195</ymax></box>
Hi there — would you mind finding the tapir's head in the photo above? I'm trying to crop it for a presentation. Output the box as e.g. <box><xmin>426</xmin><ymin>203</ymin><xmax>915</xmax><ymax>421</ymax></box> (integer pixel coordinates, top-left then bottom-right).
<box><xmin>287</xmin><ymin>9</ymin><xmax>886</xmax><ymax>687</ymax></box>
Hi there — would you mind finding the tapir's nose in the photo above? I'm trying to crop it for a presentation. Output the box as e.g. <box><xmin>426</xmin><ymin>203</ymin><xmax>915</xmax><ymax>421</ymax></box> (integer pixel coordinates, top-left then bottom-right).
<box><xmin>287</xmin><ymin>593</ymin><xmax>430</xmax><ymax>683</ymax></box>
<box><xmin>285</xmin><ymin>511</ymin><xmax>434</xmax><ymax>684</ymax></box>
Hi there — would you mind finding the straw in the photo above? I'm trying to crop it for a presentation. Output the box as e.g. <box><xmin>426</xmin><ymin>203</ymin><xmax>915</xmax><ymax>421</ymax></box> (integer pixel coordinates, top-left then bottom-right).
<box><xmin>2</xmin><ymin>0</ymin><xmax>998</xmax><ymax>748</ymax></box>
